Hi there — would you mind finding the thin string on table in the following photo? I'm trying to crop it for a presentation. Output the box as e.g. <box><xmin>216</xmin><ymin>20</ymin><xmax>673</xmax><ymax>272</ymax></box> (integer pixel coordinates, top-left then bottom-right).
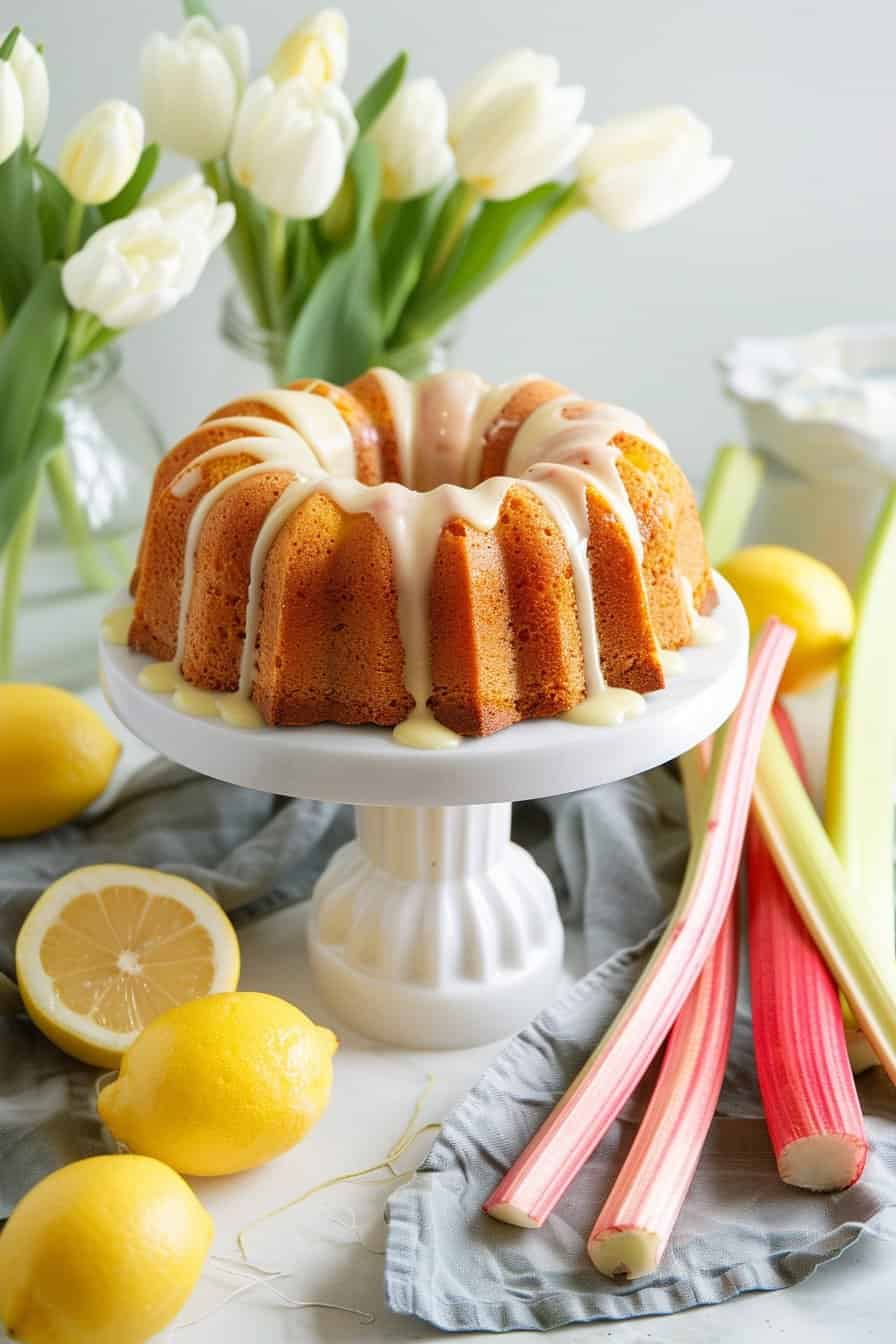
<box><xmin>237</xmin><ymin>1073</ymin><xmax>441</xmax><ymax>1261</ymax></box>
<box><xmin>171</xmin><ymin>1258</ymin><xmax>375</xmax><ymax>1331</ymax></box>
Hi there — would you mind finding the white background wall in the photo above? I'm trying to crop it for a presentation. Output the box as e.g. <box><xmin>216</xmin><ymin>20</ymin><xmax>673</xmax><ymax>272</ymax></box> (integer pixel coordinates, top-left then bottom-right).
<box><xmin>25</xmin><ymin>0</ymin><xmax>896</xmax><ymax>477</ymax></box>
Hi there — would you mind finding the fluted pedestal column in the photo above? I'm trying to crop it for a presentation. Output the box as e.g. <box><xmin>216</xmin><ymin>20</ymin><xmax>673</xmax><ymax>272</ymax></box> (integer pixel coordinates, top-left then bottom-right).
<box><xmin>308</xmin><ymin>803</ymin><xmax>563</xmax><ymax>1048</ymax></box>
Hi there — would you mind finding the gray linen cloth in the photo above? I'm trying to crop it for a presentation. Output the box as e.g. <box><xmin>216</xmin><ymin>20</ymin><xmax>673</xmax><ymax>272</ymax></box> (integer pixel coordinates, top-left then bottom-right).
<box><xmin>2</xmin><ymin>747</ymin><xmax>895</xmax><ymax>1332</ymax></box>
<box><xmin>384</xmin><ymin>773</ymin><xmax>896</xmax><ymax>1331</ymax></box>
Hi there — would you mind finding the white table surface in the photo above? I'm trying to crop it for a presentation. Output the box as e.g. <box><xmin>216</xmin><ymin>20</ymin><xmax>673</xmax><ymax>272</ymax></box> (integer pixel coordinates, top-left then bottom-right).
<box><xmin>81</xmin><ymin>688</ymin><xmax>896</xmax><ymax>1342</ymax></box>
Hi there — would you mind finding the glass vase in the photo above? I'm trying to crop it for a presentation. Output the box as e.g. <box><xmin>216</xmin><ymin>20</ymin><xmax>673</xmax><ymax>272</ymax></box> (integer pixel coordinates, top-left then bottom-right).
<box><xmin>219</xmin><ymin>287</ymin><xmax>457</xmax><ymax>386</ymax></box>
<box><xmin>1</xmin><ymin>348</ymin><xmax>164</xmax><ymax>689</ymax></box>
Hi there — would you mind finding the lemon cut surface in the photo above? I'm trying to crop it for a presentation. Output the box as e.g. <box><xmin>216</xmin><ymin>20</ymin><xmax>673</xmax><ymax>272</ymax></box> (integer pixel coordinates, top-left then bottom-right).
<box><xmin>16</xmin><ymin>864</ymin><xmax>240</xmax><ymax>1067</ymax></box>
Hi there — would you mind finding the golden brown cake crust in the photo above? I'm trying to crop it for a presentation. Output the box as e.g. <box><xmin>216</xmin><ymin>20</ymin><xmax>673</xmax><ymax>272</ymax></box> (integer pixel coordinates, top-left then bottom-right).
<box><xmin>129</xmin><ymin>374</ymin><xmax>716</xmax><ymax>736</ymax></box>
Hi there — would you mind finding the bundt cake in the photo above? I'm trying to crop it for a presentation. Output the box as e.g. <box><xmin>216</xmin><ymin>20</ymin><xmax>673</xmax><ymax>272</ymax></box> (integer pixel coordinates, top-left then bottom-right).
<box><xmin>121</xmin><ymin>369</ymin><xmax>717</xmax><ymax>747</ymax></box>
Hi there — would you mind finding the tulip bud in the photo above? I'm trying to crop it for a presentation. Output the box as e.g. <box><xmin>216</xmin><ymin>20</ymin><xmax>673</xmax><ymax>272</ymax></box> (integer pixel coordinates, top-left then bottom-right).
<box><xmin>0</xmin><ymin>59</ymin><xmax>24</xmax><ymax>166</ymax></box>
<box><xmin>449</xmin><ymin>49</ymin><xmax>591</xmax><ymax>201</ymax></box>
<box><xmin>62</xmin><ymin>188</ymin><xmax>234</xmax><ymax>329</ymax></box>
<box><xmin>141</xmin><ymin>17</ymin><xmax>249</xmax><ymax>163</ymax></box>
<box><xmin>269</xmin><ymin>9</ymin><xmax>348</xmax><ymax>88</ymax></box>
<box><xmin>59</xmin><ymin>100</ymin><xmax>144</xmax><ymax>205</ymax></box>
<box><xmin>2</xmin><ymin>29</ymin><xmax>49</xmax><ymax>147</ymax></box>
<box><xmin>229</xmin><ymin>75</ymin><xmax>357</xmax><ymax>219</ymax></box>
<box><xmin>369</xmin><ymin>77</ymin><xmax>454</xmax><ymax>201</ymax></box>
<box><xmin>577</xmin><ymin>106</ymin><xmax>732</xmax><ymax>231</ymax></box>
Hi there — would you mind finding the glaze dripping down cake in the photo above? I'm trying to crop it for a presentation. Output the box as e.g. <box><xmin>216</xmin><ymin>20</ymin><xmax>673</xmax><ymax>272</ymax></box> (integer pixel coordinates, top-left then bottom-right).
<box><xmin>125</xmin><ymin>370</ymin><xmax>717</xmax><ymax>745</ymax></box>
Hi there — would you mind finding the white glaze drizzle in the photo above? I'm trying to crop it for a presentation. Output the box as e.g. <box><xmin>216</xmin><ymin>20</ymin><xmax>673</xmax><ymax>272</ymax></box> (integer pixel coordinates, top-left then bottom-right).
<box><xmin>368</xmin><ymin>366</ymin><xmax>417</xmax><ymax>483</ymax></box>
<box><xmin>101</xmin><ymin>604</ymin><xmax>134</xmax><ymax>645</ymax></box>
<box><xmin>135</xmin><ymin>372</ymin><xmax>689</xmax><ymax>743</ymax></box>
<box><xmin>680</xmin><ymin>575</ymin><xmax>724</xmax><ymax>646</ymax></box>
<box><xmin>660</xmin><ymin>649</ymin><xmax>686</xmax><ymax>675</ymax></box>
<box><xmin>240</xmin><ymin>389</ymin><xmax>356</xmax><ymax>476</ymax></box>
<box><xmin>464</xmin><ymin>376</ymin><xmax>541</xmax><ymax>486</ymax></box>
<box><xmin>411</xmin><ymin>371</ymin><xmax>486</xmax><ymax>491</ymax></box>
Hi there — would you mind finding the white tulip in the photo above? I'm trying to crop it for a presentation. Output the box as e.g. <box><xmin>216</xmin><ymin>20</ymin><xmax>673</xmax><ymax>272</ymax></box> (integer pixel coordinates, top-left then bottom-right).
<box><xmin>577</xmin><ymin>106</ymin><xmax>732</xmax><ymax>231</ymax></box>
<box><xmin>141</xmin><ymin>16</ymin><xmax>249</xmax><ymax>163</ymax></box>
<box><xmin>449</xmin><ymin>49</ymin><xmax>591</xmax><ymax>200</ymax></box>
<box><xmin>0</xmin><ymin>59</ymin><xmax>24</xmax><ymax>166</ymax></box>
<box><xmin>269</xmin><ymin>9</ymin><xmax>348</xmax><ymax>88</ymax></box>
<box><xmin>369</xmin><ymin>77</ymin><xmax>454</xmax><ymax>201</ymax></box>
<box><xmin>143</xmin><ymin>173</ymin><xmax>236</xmax><ymax>289</ymax></box>
<box><xmin>229</xmin><ymin>75</ymin><xmax>357</xmax><ymax>219</ymax></box>
<box><xmin>2</xmin><ymin>30</ymin><xmax>49</xmax><ymax>147</ymax></box>
<box><xmin>59</xmin><ymin>100</ymin><xmax>144</xmax><ymax>205</ymax></box>
<box><xmin>62</xmin><ymin>193</ymin><xmax>234</xmax><ymax>329</ymax></box>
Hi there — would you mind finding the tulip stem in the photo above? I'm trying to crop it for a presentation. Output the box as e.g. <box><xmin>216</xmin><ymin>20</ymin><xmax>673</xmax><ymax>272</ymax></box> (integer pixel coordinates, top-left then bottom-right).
<box><xmin>418</xmin><ymin>181</ymin><xmax>480</xmax><ymax>289</ymax></box>
<box><xmin>514</xmin><ymin>185</ymin><xmax>582</xmax><ymax>261</ymax></box>
<box><xmin>0</xmin><ymin>477</ymin><xmax>40</xmax><ymax>679</ymax></box>
<box><xmin>64</xmin><ymin>201</ymin><xmax>86</xmax><ymax>258</ymax></box>
<box><xmin>202</xmin><ymin>161</ymin><xmax>270</xmax><ymax>332</ymax></box>
<box><xmin>267</xmin><ymin>212</ymin><xmax>289</xmax><ymax>323</ymax></box>
<box><xmin>45</xmin><ymin>448</ymin><xmax>122</xmax><ymax>592</ymax></box>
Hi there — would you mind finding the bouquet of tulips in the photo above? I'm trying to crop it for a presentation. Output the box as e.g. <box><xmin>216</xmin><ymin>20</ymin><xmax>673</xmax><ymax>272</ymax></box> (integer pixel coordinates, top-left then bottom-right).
<box><xmin>141</xmin><ymin>1</ymin><xmax>731</xmax><ymax>385</ymax></box>
<box><xmin>0</xmin><ymin>24</ymin><xmax>234</xmax><ymax>676</ymax></box>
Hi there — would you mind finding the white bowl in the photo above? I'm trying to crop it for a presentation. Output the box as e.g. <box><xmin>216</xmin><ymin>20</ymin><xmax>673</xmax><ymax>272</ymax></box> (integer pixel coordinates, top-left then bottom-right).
<box><xmin>719</xmin><ymin>323</ymin><xmax>896</xmax><ymax>580</ymax></box>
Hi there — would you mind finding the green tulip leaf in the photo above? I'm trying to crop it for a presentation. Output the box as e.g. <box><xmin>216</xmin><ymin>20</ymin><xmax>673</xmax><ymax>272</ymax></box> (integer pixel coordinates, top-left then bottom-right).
<box><xmin>400</xmin><ymin>182</ymin><xmax>575</xmax><ymax>341</ymax></box>
<box><xmin>348</xmin><ymin>138</ymin><xmax>381</xmax><ymax>240</ymax></box>
<box><xmin>100</xmin><ymin>144</ymin><xmax>161</xmax><ymax>223</ymax></box>
<box><xmin>182</xmin><ymin>0</ymin><xmax>219</xmax><ymax>23</ymax></box>
<box><xmin>354</xmin><ymin>51</ymin><xmax>407</xmax><ymax>137</ymax></box>
<box><xmin>0</xmin><ymin>27</ymin><xmax>20</xmax><ymax>60</ymax></box>
<box><xmin>33</xmin><ymin>162</ymin><xmax>73</xmax><ymax>258</ymax></box>
<box><xmin>0</xmin><ymin>263</ymin><xmax>71</xmax><ymax>553</ymax></box>
<box><xmin>283</xmin><ymin>236</ymin><xmax>381</xmax><ymax>385</ymax></box>
<box><xmin>379</xmin><ymin>188</ymin><xmax>448</xmax><ymax>339</ymax></box>
<box><xmin>0</xmin><ymin>404</ymin><xmax>64</xmax><ymax>558</ymax></box>
<box><xmin>0</xmin><ymin>143</ymin><xmax>43</xmax><ymax>318</ymax></box>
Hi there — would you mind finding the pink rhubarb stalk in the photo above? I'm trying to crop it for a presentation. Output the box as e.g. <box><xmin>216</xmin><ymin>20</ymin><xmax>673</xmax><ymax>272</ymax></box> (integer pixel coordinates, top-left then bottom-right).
<box><xmin>484</xmin><ymin>620</ymin><xmax>794</xmax><ymax>1228</ymax></box>
<box><xmin>748</xmin><ymin>703</ymin><xmax>867</xmax><ymax>1191</ymax></box>
<box><xmin>588</xmin><ymin>898</ymin><xmax>738</xmax><ymax>1278</ymax></box>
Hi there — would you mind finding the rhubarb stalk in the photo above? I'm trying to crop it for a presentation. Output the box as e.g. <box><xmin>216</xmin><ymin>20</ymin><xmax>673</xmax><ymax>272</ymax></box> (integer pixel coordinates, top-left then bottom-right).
<box><xmin>753</xmin><ymin>720</ymin><xmax>896</xmax><ymax>1088</ymax></box>
<box><xmin>825</xmin><ymin>487</ymin><xmax>896</xmax><ymax>1071</ymax></box>
<box><xmin>749</xmin><ymin>703</ymin><xmax>867</xmax><ymax>1190</ymax></box>
<box><xmin>484</xmin><ymin>620</ymin><xmax>793</xmax><ymax>1229</ymax></box>
<box><xmin>588</xmin><ymin>733</ymin><xmax>737</xmax><ymax>1277</ymax></box>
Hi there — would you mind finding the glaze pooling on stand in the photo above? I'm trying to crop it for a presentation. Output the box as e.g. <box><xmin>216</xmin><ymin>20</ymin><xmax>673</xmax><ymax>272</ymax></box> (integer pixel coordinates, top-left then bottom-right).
<box><xmin>125</xmin><ymin>369</ymin><xmax>713</xmax><ymax>745</ymax></box>
<box><xmin>562</xmin><ymin>689</ymin><xmax>646</xmax><ymax>726</ymax></box>
<box><xmin>680</xmin><ymin>575</ymin><xmax>724</xmax><ymax>646</ymax></box>
<box><xmin>101</xmin><ymin>605</ymin><xmax>135</xmax><ymax>645</ymax></box>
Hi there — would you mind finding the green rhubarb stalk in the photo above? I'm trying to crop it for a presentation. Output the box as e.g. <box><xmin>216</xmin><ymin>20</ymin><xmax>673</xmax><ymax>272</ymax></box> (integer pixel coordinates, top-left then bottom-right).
<box><xmin>753</xmin><ymin>723</ymin><xmax>896</xmax><ymax>1086</ymax></box>
<box><xmin>825</xmin><ymin>487</ymin><xmax>896</xmax><ymax>1070</ymax></box>
<box><xmin>700</xmin><ymin>442</ymin><xmax>763</xmax><ymax>567</ymax></box>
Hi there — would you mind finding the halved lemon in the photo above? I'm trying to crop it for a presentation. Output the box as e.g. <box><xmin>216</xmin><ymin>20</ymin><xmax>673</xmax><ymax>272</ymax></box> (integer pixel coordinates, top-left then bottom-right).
<box><xmin>16</xmin><ymin>864</ymin><xmax>240</xmax><ymax>1068</ymax></box>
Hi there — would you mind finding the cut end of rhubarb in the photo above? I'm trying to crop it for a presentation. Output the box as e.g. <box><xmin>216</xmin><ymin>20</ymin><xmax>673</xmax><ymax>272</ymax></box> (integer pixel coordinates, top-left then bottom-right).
<box><xmin>778</xmin><ymin>1134</ymin><xmax>868</xmax><ymax>1192</ymax></box>
<box><xmin>483</xmin><ymin>1202</ymin><xmax>541</xmax><ymax>1229</ymax></box>
<box><xmin>589</xmin><ymin>1228</ymin><xmax>661</xmax><ymax>1280</ymax></box>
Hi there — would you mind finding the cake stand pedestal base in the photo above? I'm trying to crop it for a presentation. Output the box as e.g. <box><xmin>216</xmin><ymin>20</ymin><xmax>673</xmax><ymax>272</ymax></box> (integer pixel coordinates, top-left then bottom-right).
<box><xmin>308</xmin><ymin>803</ymin><xmax>563</xmax><ymax>1049</ymax></box>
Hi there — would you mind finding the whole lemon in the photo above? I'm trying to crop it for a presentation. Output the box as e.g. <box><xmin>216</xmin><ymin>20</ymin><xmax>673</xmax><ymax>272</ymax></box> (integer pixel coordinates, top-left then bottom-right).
<box><xmin>0</xmin><ymin>1154</ymin><xmax>212</xmax><ymax>1344</ymax></box>
<box><xmin>99</xmin><ymin>992</ymin><xmax>338</xmax><ymax>1176</ymax></box>
<box><xmin>0</xmin><ymin>685</ymin><xmax>121</xmax><ymax>837</ymax></box>
<box><xmin>720</xmin><ymin>545</ymin><xmax>855</xmax><ymax>694</ymax></box>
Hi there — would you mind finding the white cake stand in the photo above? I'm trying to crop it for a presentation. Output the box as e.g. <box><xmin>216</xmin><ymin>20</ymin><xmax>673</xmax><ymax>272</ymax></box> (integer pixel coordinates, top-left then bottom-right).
<box><xmin>99</xmin><ymin>574</ymin><xmax>747</xmax><ymax>1050</ymax></box>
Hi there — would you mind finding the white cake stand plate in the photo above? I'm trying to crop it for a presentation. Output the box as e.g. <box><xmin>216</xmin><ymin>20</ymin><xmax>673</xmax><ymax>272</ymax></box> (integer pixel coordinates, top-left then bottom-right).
<box><xmin>100</xmin><ymin>575</ymin><xmax>748</xmax><ymax>1049</ymax></box>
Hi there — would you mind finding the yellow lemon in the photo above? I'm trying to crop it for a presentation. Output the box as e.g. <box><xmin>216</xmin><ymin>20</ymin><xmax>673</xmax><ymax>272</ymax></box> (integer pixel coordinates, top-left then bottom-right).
<box><xmin>720</xmin><ymin>545</ymin><xmax>855</xmax><ymax>694</ymax></box>
<box><xmin>99</xmin><ymin>991</ymin><xmax>338</xmax><ymax>1176</ymax></box>
<box><xmin>0</xmin><ymin>685</ymin><xmax>121</xmax><ymax>837</ymax></box>
<box><xmin>16</xmin><ymin>864</ymin><xmax>240</xmax><ymax>1069</ymax></box>
<box><xmin>0</xmin><ymin>1154</ymin><xmax>212</xmax><ymax>1344</ymax></box>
